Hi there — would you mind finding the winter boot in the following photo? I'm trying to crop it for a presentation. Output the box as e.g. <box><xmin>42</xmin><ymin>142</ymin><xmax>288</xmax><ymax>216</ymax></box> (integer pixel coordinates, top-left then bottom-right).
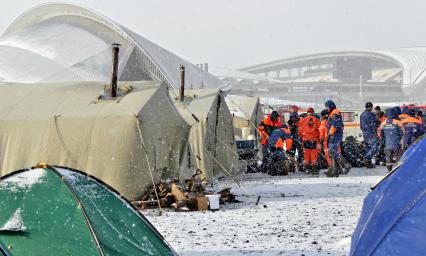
<box><xmin>333</xmin><ymin>159</ymin><xmax>341</xmax><ymax>177</ymax></box>
<box><xmin>304</xmin><ymin>164</ymin><xmax>311</xmax><ymax>174</ymax></box>
<box><xmin>363</xmin><ymin>158</ymin><xmax>374</xmax><ymax>169</ymax></box>
<box><xmin>386</xmin><ymin>164</ymin><xmax>393</xmax><ymax>172</ymax></box>
<box><xmin>328</xmin><ymin>159</ymin><xmax>336</xmax><ymax>177</ymax></box>
<box><xmin>342</xmin><ymin>163</ymin><xmax>351</xmax><ymax>175</ymax></box>
<box><xmin>326</xmin><ymin>167</ymin><xmax>333</xmax><ymax>177</ymax></box>
<box><xmin>298</xmin><ymin>162</ymin><xmax>305</xmax><ymax>173</ymax></box>
<box><xmin>312</xmin><ymin>165</ymin><xmax>319</xmax><ymax>176</ymax></box>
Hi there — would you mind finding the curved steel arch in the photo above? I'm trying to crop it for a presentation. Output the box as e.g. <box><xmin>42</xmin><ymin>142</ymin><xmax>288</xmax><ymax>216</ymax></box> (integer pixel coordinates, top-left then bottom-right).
<box><xmin>0</xmin><ymin>3</ymin><xmax>226</xmax><ymax>90</ymax></box>
<box><xmin>240</xmin><ymin>48</ymin><xmax>426</xmax><ymax>94</ymax></box>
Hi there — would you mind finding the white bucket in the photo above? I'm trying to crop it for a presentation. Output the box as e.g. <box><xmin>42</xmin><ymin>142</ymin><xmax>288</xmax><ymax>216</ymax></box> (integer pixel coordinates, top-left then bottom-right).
<box><xmin>206</xmin><ymin>194</ymin><xmax>220</xmax><ymax>210</ymax></box>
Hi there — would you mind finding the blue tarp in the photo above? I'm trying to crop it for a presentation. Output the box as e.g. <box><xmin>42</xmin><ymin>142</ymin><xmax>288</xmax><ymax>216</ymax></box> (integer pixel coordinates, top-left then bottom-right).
<box><xmin>350</xmin><ymin>137</ymin><xmax>426</xmax><ymax>256</ymax></box>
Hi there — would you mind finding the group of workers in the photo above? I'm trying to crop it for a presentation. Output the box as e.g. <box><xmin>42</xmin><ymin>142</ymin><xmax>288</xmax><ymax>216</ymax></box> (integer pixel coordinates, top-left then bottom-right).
<box><xmin>258</xmin><ymin>100</ymin><xmax>425</xmax><ymax>176</ymax></box>
<box><xmin>258</xmin><ymin>100</ymin><xmax>345</xmax><ymax>177</ymax></box>
<box><xmin>360</xmin><ymin>102</ymin><xmax>425</xmax><ymax>171</ymax></box>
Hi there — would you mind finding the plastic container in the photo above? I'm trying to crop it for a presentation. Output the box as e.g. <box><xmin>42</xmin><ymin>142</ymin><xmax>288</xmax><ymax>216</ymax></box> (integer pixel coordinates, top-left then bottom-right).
<box><xmin>206</xmin><ymin>194</ymin><xmax>220</xmax><ymax>210</ymax></box>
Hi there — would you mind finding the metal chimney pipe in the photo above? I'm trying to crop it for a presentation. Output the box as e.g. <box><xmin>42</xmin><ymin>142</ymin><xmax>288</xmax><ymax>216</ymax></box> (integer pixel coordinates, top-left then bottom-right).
<box><xmin>179</xmin><ymin>64</ymin><xmax>185</xmax><ymax>102</ymax></box>
<box><xmin>110</xmin><ymin>43</ymin><xmax>121</xmax><ymax>97</ymax></box>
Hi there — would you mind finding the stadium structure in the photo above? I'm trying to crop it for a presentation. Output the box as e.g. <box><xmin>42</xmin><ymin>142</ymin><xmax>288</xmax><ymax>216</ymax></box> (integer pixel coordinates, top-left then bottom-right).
<box><xmin>0</xmin><ymin>3</ymin><xmax>226</xmax><ymax>90</ymax></box>
<box><xmin>225</xmin><ymin>49</ymin><xmax>426</xmax><ymax>107</ymax></box>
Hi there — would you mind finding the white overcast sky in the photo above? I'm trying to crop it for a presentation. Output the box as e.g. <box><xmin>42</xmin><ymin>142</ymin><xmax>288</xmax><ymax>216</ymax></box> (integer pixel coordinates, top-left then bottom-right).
<box><xmin>0</xmin><ymin>0</ymin><xmax>425</xmax><ymax>69</ymax></box>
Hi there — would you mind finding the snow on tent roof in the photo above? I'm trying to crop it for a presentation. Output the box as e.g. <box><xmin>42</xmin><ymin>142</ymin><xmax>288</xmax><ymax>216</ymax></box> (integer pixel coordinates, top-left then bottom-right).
<box><xmin>350</xmin><ymin>137</ymin><xmax>426</xmax><ymax>256</ymax></box>
<box><xmin>0</xmin><ymin>81</ymin><xmax>190</xmax><ymax>200</ymax></box>
<box><xmin>0</xmin><ymin>3</ymin><xmax>228</xmax><ymax>91</ymax></box>
<box><xmin>0</xmin><ymin>165</ymin><xmax>176</xmax><ymax>255</ymax></box>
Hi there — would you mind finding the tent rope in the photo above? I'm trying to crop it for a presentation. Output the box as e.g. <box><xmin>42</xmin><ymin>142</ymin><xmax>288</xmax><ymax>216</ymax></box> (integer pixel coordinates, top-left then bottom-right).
<box><xmin>53</xmin><ymin>115</ymin><xmax>83</xmax><ymax>170</ymax></box>
<box><xmin>134</xmin><ymin>115</ymin><xmax>163</xmax><ymax>216</ymax></box>
<box><xmin>202</xmin><ymin>145</ymin><xmax>241</xmax><ymax>187</ymax></box>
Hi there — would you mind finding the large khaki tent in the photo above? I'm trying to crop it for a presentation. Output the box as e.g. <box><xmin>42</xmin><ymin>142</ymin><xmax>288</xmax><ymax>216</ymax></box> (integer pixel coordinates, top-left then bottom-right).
<box><xmin>0</xmin><ymin>81</ymin><xmax>189</xmax><ymax>200</ymax></box>
<box><xmin>225</xmin><ymin>95</ymin><xmax>263</xmax><ymax>140</ymax></box>
<box><xmin>170</xmin><ymin>89</ymin><xmax>239</xmax><ymax>181</ymax></box>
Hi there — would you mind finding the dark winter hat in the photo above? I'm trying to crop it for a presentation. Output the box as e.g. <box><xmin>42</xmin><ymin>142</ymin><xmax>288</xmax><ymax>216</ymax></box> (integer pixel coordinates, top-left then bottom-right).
<box><xmin>307</xmin><ymin>107</ymin><xmax>314</xmax><ymax>113</ymax></box>
<box><xmin>320</xmin><ymin>109</ymin><xmax>329</xmax><ymax>117</ymax></box>
<box><xmin>374</xmin><ymin>106</ymin><xmax>381</xmax><ymax>111</ymax></box>
<box><xmin>324</xmin><ymin>100</ymin><xmax>336</xmax><ymax>109</ymax></box>
<box><xmin>365</xmin><ymin>102</ymin><xmax>373</xmax><ymax>109</ymax></box>
<box><xmin>271</xmin><ymin>110</ymin><xmax>279</xmax><ymax>119</ymax></box>
<box><xmin>393</xmin><ymin>106</ymin><xmax>402</xmax><ymax>115</ymax></box>
<box><xmin>401</xmin><ymin>106</ymin><xmax>410</xmax><ymax>115</ymax></box>
<box><xmin>289</xmin><ymin>112</ymin><xmax>299</xmax><ymax>118</ymax></box>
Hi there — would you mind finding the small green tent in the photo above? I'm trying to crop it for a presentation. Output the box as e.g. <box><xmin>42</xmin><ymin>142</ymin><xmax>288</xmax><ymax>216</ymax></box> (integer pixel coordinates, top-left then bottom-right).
<box><xmin>0</xmin><ymin>165</ymin><xmax>176</xmax><ymax>256</ymax></box>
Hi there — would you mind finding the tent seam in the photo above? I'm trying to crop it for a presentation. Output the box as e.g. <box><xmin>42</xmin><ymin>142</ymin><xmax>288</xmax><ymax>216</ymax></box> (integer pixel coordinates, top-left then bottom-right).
<box><xmin>48</xmin><ymin>165</ymin><xmax>106</xmax><ymax>256</ymax></box>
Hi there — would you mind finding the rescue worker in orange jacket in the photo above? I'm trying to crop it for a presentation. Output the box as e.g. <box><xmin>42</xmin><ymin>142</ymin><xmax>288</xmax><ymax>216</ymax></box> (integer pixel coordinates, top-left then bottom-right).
<box><xmin>380</xmin><ymin>108</ymin><xmax>404</xmax><ymax>171</ymax></box>
<box><xmin>319</xmin><ymin>109</ymin><xmax>332</xmax><ymax>168</ymax></box>
<box><xmin>267</xmin><ymin>125</ymin><xmax>293</xmax><ymax>152</ymax></box>
<box><xmin>325</xmin><ymin>100</ymin><xmax>344</xmax><ymax>177</ymax></box>
<box><xmin>401</xmin><ymin>109</ymin><xmax>425</xmax><ymax>150</ymax></box>
<box><xmin>287</xmin><ymin>112</ymin><xmax>304</xmax><ymax>171</ymax></box>
<box><xmin>375</xmin><ymin>108</ymin><xmax>387</xmax><ymax>165</ymax></box>
<box><xmin>266</xmin><ymin>124</ymin><xmax>293</xmax><ymax>175</ymax></box>
<box><xmin>299</xmin><ymin>107</ymin><xmax>321</xmax><ymax>174</ymax></box>
<box><xmin>258</xmin><ymin>110</ymin><xmax>281</xmax><ymax>172</ymax></box>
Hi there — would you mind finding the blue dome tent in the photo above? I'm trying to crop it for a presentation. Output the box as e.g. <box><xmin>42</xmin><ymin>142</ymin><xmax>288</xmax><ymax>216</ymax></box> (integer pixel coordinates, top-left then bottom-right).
<box><xmin>350</xmin><ymin>137</ymin><xmax>426</xmax><ymax>255</ymax></box>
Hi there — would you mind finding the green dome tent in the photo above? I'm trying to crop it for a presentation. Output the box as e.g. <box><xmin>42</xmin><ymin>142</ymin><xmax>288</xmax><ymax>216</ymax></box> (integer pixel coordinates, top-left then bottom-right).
<box><xmin>0</xmin><ymin>165</ymin><xmax>176</xmax><ymax>256</ymax></box>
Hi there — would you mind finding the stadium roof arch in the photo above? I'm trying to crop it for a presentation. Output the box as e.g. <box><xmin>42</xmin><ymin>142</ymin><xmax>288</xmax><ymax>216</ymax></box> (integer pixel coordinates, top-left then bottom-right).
<box><xmin>240</xmin><ymin>49</ymin><xmax>426</xmax><ymax>97</ymax></box>
<box><xmin>0</xmin><ymin>3</ymin><xmax>227</xmax><ymax>90</ymax></box>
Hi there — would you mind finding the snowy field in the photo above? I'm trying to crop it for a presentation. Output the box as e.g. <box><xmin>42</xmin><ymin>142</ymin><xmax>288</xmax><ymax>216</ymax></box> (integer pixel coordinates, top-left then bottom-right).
<box><xmin>143</xmin><ymin>167</ymin><xmax>388</xmax><ymax>256</ymax></box>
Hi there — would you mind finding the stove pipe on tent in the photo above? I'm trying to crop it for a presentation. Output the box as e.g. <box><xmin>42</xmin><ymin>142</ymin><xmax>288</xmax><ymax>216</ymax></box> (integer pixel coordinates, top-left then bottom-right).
<box><xmin>179</xmin><ymin>64</ymin><xmax>185</xmax><ymax>101</ymax></box>
<box><xmin>110</xmin><ymin>43</ymin><xmax>121</xmax><ymax>97</ymax></box>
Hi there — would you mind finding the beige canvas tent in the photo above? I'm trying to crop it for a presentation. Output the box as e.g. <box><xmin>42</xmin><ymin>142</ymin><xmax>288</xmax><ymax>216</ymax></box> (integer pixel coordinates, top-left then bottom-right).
<box><xmin>170</xmin><ymin>89</ymin><xmax>239</xmax><ymax>181</ymax></box>
<box><xmin>0</xmin><ymin>81</ymin><xmax>189</xmax><ymax>200</ymax></box>
<box><xmin>225</xmin><ymin>95</ymin><xmax>263</xmax><ymax>140</ymax></box>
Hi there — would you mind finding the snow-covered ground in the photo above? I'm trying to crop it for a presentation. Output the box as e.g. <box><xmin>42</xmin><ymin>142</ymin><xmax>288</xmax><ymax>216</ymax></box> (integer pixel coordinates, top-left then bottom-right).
<box><xmin>144</xmin><ymin>167</ymin><xmax>388</xmax><ymax>256</ymax></box>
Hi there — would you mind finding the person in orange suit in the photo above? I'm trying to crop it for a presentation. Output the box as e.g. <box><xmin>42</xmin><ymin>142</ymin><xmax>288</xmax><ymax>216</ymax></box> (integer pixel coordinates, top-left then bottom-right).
<box><xmin>400</xmin><ymin>109</ymin><xmax>425</xmax><ymax>150</ymax></box>
<box><xmin>258</xmin><ymin>110</ymin><xmax>282</xmax><ymax>172</ymax></box>
<box><xmin>325</xmin><ymin>100</ymin><xmax>344</xmax><ymax>177</ymax></box>
<box><xmin>266</xmin><ymin>124</ymin><xmax>293</xmax><ymax>175</ymax></box>
<box><xmin>299</xmin><ymin>107</ymin><xmax>321</xmax><ymax>174</ymax></box>
<box><xmin>319</xmin><ymin>109</ymin><xmax>332</xmax><ymax>168</ymax></box>
<box><xmin>375</xmin><ymin>108</ymin><xmax>387</xmax><ymax>165</ymax></box>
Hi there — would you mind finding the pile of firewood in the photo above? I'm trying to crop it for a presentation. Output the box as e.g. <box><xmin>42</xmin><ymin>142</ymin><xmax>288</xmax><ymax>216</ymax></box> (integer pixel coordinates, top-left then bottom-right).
<box><xmin>132</xmin><ymin>179</ymin><xmax>238</xmax><ymax>211</ymax></box>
